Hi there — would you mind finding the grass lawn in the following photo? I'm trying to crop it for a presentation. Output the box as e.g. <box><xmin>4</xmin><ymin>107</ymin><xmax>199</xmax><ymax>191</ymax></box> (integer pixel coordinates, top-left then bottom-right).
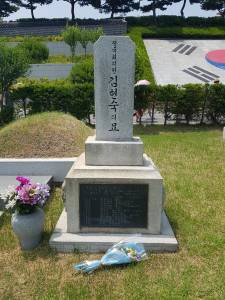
<box><xmin>45</xmin><ymin>55</ymin><xmax>92</xmax><ymax>64</ymax></box>
<box><xmin>0</xmin><ymin>126</ymin><xmax>224</xmax><ymax>299</ymax></box>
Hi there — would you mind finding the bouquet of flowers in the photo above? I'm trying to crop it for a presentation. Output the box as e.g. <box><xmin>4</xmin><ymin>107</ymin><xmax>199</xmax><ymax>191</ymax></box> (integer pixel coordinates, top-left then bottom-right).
<box><xmin>74</xmin><ymin>240</ymin><xmax>148</xmax><ymax>274</ymax></box>
<box><xmin>2</xmin><ymin>176</ymin><xmax>50</xmax><ymax>215</ymax></box>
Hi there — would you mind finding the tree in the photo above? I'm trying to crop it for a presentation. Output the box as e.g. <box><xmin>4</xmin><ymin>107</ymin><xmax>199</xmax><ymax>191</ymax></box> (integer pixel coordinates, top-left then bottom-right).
<box><xmin>0</xmin><ymin>0</ymin><xmax>21</xmax><ymax>18</ymax></box>
<box><xmin>19</xmin><ymin>0</ymin><xmax>53</xmax><ymax>20</ymax></box>
<box><xmin>141</xmin><ymin>0</ymin><xmax>180</xmax><ymax>20</ymax></box>
<box><xmin>63</xmin><ymin>26</ymin><xmax>81</xmax><ymax>60</ymax></box>
<box><xmin>180</xmin><ymin>0</ymin><xmax>200</xmax><ymax>18</ymax></box>
<box><xmin>97</xmin><ymin>0</ymin><xmax>140</xmax><ymax>18</ymax></box>
<box><xmin>79</xmin><ymin>28</ymin><xmax>103</xmax><ymax>56</ymax></box>
<box><xmin>57</xmin><ymin>0</ymin><xmax>100</xmax><ymax>21</ymax></box>
<box><xmin>0</xmin><ymin>45</ymin><xmax>29</xmax><ymax>110</ymax></box>
<box><xmin>200</xmin><ymin>0</ymin><xmax>225</xmax><ymax>17</ymax></box>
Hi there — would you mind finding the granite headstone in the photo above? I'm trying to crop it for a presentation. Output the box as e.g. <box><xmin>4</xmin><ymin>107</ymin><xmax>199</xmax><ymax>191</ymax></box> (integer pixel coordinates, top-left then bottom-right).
<box><xmin>94</xmin><ymin>36</ymin><xmax>135</xmax><ymax>141</ymax></box>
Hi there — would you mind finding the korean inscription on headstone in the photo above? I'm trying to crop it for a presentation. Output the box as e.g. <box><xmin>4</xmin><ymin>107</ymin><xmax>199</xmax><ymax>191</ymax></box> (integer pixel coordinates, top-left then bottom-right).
<box><xmin>94</xmin><ymin>36</ymin><xmax>135</xmax><ymax>141</ymax></box>
<box><xmin>80</xmin><ymin>184</ymin><xmax>148</xmax><ymax>228</ymax></box>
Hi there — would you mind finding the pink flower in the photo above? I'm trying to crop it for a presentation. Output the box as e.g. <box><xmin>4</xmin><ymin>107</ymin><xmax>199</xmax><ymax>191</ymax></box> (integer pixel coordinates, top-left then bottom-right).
<box><xmin>16</xmin><ymin>176</ymin><xmax>30</xmax><ymax>186</ymax></box>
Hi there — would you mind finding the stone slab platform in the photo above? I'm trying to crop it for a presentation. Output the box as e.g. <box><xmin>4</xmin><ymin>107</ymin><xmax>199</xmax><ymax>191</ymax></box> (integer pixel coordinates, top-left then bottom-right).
<box><xmin>49</xmin><ymin>209</ymin><xmax>178</xmax><ymax>253</ymax></box>
<box><xmin>85</xmin><ymin>136</ymin><xmax>144</xmax><ymax>166</ymax></box>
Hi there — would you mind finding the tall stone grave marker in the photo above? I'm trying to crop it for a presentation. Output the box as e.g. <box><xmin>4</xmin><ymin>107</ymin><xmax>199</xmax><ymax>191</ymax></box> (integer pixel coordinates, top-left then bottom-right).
<box><xmin>95</xmin><ymin>36</ymin><xmax>134</xmax><ymax>141</ymax></box>
<box><xmin>86</xmin><ymin>36</ymin><xmax>143</xmax><ymax>166</ymax></box>
<box><xmin>50</xmin><ymin>36</ymin><xmax>178</xmax><ymax>253</ymax></box>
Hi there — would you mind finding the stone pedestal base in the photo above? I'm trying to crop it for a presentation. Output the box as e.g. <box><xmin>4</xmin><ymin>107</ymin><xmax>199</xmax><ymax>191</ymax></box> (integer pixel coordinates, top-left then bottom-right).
<box><xmin>65</xmin><ymin>153</ymin><xmax>163</xmax><ymax>235</ymax></box>
<box><xmin>49</xmin><ymin>210</ymin><xmax>178</xmax><ymax>253</ymax></box>
<box><xmin>85</xmin><ymin>136</ymin><xmax>144</xmax><ymax>166</ymax></box>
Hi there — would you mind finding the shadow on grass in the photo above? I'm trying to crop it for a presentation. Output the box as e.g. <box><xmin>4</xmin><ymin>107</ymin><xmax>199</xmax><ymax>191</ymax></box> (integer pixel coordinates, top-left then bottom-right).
<box><xmin>0</xmin><ymin>212</ymin><xmax>7</xmax><ymax>230</ymax></box>
<box><xmin>21</xmin><ymin>233</ymin><xmax>59</xmax><ymax>262</ymax></box>
<box><xmin>134</xmin><ymin>124</ymin><xmax>222</xmax><ymax>136</ymax></box>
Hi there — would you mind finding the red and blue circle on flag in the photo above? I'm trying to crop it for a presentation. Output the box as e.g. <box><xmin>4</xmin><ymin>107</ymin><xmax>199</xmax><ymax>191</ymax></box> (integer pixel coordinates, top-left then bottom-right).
<box><xmin>206</xmin><ymin>50</ymin><xmax>225</xmax><ymax>70</ymax></box>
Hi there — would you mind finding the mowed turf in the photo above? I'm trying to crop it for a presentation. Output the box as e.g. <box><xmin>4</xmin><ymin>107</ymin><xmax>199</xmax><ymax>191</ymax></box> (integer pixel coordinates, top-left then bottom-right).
<box><xmin>0</xmin><ymin>126</ymin><xmax>224</xmax><ymax>299</ymax></box>
<box><xmin>0</xmin><ymin>112</ymin><xmax>93</xmax><ymax>158</ymax></box>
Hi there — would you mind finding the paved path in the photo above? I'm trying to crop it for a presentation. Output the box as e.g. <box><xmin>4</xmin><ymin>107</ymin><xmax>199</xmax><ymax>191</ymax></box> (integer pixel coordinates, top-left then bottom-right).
<box><xmin>144</xmin><ymin>39</ymin><xmax>225</xmax><ymax>85</ymax></box>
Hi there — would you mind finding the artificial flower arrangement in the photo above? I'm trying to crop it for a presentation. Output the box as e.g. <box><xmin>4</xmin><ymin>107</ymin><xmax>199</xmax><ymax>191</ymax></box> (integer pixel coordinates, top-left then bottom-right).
<box><xmin>0</xmin><ymin>176</ymin><xmax>51</xmax><ymax>250</ymax></box>
<box><xmin>3</xmin><ymin>176</ymin><xmax>50</xmax><ymax>214</ymax></box>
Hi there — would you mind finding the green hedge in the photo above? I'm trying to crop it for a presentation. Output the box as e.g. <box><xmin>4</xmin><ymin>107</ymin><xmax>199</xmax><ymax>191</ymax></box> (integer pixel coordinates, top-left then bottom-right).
<box><xmin>10</xmin><ymin>79</ymin><xmax>94</xmax><ymax>122</ymax></box>
<box><xmin>126</xmin><ymin>16</ymin><xmax>225</xmax><ymax>28</ymax></box>
<box><xmin>129</xmin><ymin>26</ymin><xmax>225</xmax><ymax>41</ymax></box>
<box><xmin>128</xmin><ymin>28</ymin><xmax>155</xmax><ymax>84</ymax></box>
<box><xmin>146</xmin><ymin>84</ymin><xmax>225</xmax><ymax>125</ymax></box>
<box><xmin>10</xmin><ymin>80</ymin><xmax>225</xmax><ymax>126</ymax></box>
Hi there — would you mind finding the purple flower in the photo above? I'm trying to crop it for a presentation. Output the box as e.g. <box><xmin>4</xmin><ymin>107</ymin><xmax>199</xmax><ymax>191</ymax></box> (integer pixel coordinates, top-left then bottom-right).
<box><xmin>5</xmin><ymin>176</ymin><xmax>50</xmax><ymax>214</ymax></box>
<box><xmin>17</xmin><ymin>183</ymin><xmax>50</xmax><ymax>206</ymax></box>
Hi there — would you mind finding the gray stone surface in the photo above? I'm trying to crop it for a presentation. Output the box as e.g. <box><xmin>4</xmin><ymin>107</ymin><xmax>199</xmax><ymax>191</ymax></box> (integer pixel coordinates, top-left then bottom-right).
<box><xmin>65</xmin><ymin>153</ymin><xmax>163</xmax><ymax>234</ymax></box>
<box><xmin>7</xmin><ymin>41</ymin><xmax>93</xmax><ymax>57</ymax></box>
<box><xmin>223</xmin><ymin>127</ymin><xmax>225</xmax><ymax>139</ymax></box>
<box><xmin>49</xmin><ymin>209</ymin><xmax>178</xmax><ymax>253</ymax></box>
<box><xmin>28</xmin><ymin>63</ymin><xmax>74</xmax><ymax>80</ymax></box>
<box><xmin>50</xmin><ymin>35</ymin><xmax>178</xmax><ymax>253</ymax></box>
<box><xmin>144</xmin><ymin>39</ymin><xmax>225</xmax><ymax>85</ymax></box>
<box><xmin>0</xmin><ymin>158</ymin><xmax>75</xmax><ymax>182</ymax></box>
<box><xmin>85</xmin><ymin>135</ymin><xmax>144</xmax><ymax>166</ymax></box>
<box><xmin>94</xmin><ymin>36</ymin><xmax>135</xmax><ymax>141</ymax></box>
<box><xmin>0</xmin><ymin>20</ymin><xmax>127</xmax><ymax>37</ymax></box>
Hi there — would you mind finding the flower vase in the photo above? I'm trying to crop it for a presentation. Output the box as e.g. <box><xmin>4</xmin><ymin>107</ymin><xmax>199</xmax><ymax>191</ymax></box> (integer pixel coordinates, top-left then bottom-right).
<box><xmin>11</xmin><ymin>207</ymin><xmax>45</xmax><ymax>250</ymax></box>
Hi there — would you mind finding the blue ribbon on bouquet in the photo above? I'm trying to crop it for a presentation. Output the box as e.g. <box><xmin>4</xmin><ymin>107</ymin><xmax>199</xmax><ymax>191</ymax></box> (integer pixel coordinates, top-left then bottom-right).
<box><xmin>74</xmin><ymin>240</ymin><xmax>147</xmax><ymax>274</ymax></box>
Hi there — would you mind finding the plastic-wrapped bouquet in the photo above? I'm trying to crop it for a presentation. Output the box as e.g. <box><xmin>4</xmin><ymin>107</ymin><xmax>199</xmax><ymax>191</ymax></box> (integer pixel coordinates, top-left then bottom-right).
<box><xmin>74</xmin><ymin>240</ymin><xmax>147</xmax><ymax>274</ymax></box>
<box><xmin>2</xmin><ymin>176</ymin><xmax>50</xmax><ymax>214</ymax></box>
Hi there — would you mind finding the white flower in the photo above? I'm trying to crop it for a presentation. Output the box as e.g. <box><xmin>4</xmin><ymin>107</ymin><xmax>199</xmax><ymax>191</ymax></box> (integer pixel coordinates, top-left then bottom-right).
<box><xmin>5</xmin><ymin>199</ymin><xmax>17</xmax><ymax>210</ymax></box>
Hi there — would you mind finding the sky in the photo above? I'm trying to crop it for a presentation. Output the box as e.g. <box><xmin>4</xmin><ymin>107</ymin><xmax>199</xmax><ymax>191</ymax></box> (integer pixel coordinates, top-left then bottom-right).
<box><xmin>6</xmin><ymin>1</ymin><xmax>216</xmax><ymax>21</ymax></box>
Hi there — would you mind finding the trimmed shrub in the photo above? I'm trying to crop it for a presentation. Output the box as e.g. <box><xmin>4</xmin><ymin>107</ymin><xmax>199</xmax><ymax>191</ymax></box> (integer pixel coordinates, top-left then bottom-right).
<box><xmin>207</xmin><ymin>83</ymin><xmax>225</xmax><ymax>125</ymax></box>
<box><xmin>70</xmin><ymin>57</ymin><xmax>94</xmax><ymax>85</ymax></box>
<box><xmin>126</xmin><ymin>15</ymin><xmax>225</xmax><ymax>28</ymax></box>
<box><xmin>129</xmin><ymin>28</ymin><xmax>155</xmax><ymax>84</ymax></box>
<box><xmin>17</xmin><ymin>38</ymin><xmax>49</xmax><ymax>63</ymax></box>
<box><xmin>0</xmin><ymin>106</ymin><xmax>14</xmax><ymax>125</ymax></box>
<box><xmin>11</xmin><ymin>79</ymin><xmax>94</xmax><ymax>123</ymax></box>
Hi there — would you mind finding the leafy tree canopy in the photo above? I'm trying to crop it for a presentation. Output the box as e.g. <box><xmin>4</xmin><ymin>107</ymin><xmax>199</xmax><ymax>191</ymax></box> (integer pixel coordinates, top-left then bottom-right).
<box><xmin>201</xmin><ymin>0</ymin><xmax>225</xmax><ymax>16</ymax></box>
<box><xmin>20</xmin><ymin>0</ymin><xmax>53</xmax><ymax>19</ymax></box>
<box><xmin>141</xmin><ymin>0</ymin><xmax>181</xmax><ymax>17</ymax></box>
<box><xmin>0</xmin><ymin>0</ymin><xmax>21</xmax><ymax>18</ymax></box>
<box><xmin>57</xmin><ymin>0</ymin><xmax>100</xmax><ymax>21</ymax></box>
<box><xmin>0</xmin><ymin>44</ymin><xmax>29</xmax><ymax>108</ymax></box>
<box><xmin>98</xmin><ymin>0</ymin><xmax>140</xmax><ymax>18</ymax></box>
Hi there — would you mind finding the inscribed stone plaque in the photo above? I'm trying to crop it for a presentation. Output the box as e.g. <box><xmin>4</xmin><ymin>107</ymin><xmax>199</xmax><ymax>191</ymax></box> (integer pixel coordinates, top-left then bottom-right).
<box><xmin>80</xmin><ymin>184</ymin><xmax>148</xmax><ymax>228</ymax></box>
<box><xmin>94</xmin><ymin>36</ymin><xmax>135</xmax><ymax>141</ymax></box>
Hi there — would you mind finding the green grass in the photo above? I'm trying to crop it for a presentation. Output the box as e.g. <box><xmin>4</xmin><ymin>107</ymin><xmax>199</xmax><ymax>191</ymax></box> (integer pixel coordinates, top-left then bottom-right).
<box><xmin>0</xmin><ymin>112</ymin><xmax>93</xmax><ymax>158</ymax></box>
<box><xmin>139</xmin><ymin>26</ymin><xmax>225</xmax><ymax>39</ymax></box>
<box><xmin>0</xmin><ymin>126</ymin><xmax>225</xmax><ymax>299</ymax></box>
<box><xmin>46</xmin><ymin>54</ymin><xmax>92</xmax><ymax>64</ymax></box>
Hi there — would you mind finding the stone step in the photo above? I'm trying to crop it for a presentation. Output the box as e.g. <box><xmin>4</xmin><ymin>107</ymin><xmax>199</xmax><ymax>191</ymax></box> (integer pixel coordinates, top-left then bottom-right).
<box><xmin>0</xmin><ymin>176</ymin><xmax>53</xmax><ymax>210</ymax></box>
